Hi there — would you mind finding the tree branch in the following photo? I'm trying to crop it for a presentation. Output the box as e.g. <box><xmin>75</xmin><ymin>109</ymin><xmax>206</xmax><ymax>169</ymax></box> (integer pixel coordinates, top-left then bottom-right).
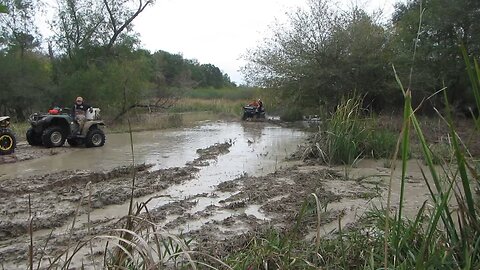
<box><xmin>105</xmin><ymin>0</ymin><xmax>154</xmax><ymax>52</ymax></box>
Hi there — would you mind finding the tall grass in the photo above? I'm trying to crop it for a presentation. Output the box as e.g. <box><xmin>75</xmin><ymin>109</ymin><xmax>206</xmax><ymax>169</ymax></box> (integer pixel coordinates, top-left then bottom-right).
<box><xmin>324</xmin><ymin>94</ymin><xmax>367</xmax><ymax>164</ymax></box>
<box><xmin>304</xmin><ymin>94</ymin><xmax>397</xmax><ymax>165</ymax></box>
<box><xmin>168</xmin><ymin>98</ymin><xmax>248</xmax><ymax>116</ymax></box>
<box><xmin>185</xmin><ymin>87</ymin><xmax>256</xmax><ymax>100</ymax></box>
<box><xmin>184</xmin><ymin>87</ymin><xmax>285</xmax><ymax>115</ymax></box>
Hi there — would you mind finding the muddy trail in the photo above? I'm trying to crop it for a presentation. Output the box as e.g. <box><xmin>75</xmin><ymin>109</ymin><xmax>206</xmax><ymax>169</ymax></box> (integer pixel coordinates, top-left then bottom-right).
<box><xmin>0</xmin><ymin>121</ymin><xmax>307</xmax><ymax>268</ymax></box>
<box><xmin>0</xmin><ymin>121</ymin><xmax>433</xmax><ymax>269</ymax></box>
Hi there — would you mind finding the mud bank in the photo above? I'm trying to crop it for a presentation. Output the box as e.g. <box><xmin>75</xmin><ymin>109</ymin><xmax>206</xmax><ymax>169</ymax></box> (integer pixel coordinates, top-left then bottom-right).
<box><xmin>0</xmin><ymin>141</ymin><xmax>236</xmax><ymax>267</ymax></box>
<box><xmin>0</xmin><ymin>143</ymin><xmax>76</xmax><ymax>165</ymax></box>
<box><xmin>0</xmin><ymin>120</ymin><xmax>438</xmax><ymax>270</ymax></box>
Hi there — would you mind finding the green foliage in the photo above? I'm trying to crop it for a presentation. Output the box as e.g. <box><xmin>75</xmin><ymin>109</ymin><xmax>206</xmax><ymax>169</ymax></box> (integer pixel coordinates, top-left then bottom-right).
<box><xmin>280</xmin><ymin>107</ymin><xmax>304</xmax><ymax>122</ymax></box>
<box><xmin>185</xmin><ymin>87</ymin><xmax>255</xmax><ymax>100</ymax></box>
<box><xmin>0</xmin><ymin>0</ymin><xmax>40</xmax><ymax>53</ymax></box>
<box><xmin>243</xmin><ymin>0</ymin><xmax>480</xmax><ymax>114</ymax></box>
<box><xmin>365</xmin><ymin>129</ymin><xmax>398</xmax><ymax>159</ymax></box>
<box><xmin>391</xmin><ymin>0</ymin><xmax>480</xmax><ymax>111</ymax></box>
<box><xmin>304</xmin><ymin>94</ymin><xmax>397</xmax><ymax>165</ymax></box>
<box><xmin>324</xmin><ymin>95</ymin><xmax>367</xmax><ymax>164</ymax></box>
<box><xmin>169</xmin><ymin>98</ymin><xmax>246</xmax><ymax>116</ymax></box>
<box><xmin>243</xmin><ymin>1</ymin><xmax>396</xmax><ymax>111</ymax></box>
<box><xmin>0</xmin><ymin>3</ymin><xmax>7</xmax><ymax>13</ymax></box>
<box><xmin>225</xmin><ymin>229</ymin><xmax>315</xmax><ymax>270</ymax></box>
<box><xmin>151</xmin><ymin>50</ymin><xmax>235</xmax><ymax>89</ymax></box>
<box><xmin>0</xmin><ymin>51</ymin><xmax>52</xmax><ymax>119</ymax></box>
<box><xmin>0</xmin><ymin>0</ymin><xmax>237</xmax><ymax>121</ymax></box>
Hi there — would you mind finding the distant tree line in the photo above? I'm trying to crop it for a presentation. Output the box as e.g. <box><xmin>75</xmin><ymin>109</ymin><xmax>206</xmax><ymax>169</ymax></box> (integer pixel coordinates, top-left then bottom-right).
<box><xmin>243</xmin><ymin>0</ymin><xmax>480</xmax><ymax>115</ymax></box>
<box><xmin>0</xmin><ymin>0</ymin><xmax>234</xmax><ymax>120</ymax></box>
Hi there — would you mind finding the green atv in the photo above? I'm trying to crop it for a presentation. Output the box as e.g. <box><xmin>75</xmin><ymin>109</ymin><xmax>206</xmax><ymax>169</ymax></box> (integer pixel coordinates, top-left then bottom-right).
<box><xmin>0</xmin><ymin>116</ymin><xmax>16</xmax><ymax>155</ymax></box>
<box><xmin>26</xmin><ymin>108</ymin><xmax>106</xmax><ymax>148</ymax></box>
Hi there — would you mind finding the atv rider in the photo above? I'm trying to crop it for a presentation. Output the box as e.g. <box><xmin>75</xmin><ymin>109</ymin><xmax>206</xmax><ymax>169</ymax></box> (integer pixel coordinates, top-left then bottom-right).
<box><xmin>248</xmin><ymin>99</ymin><xmax>264</xmax><ymax>114</ymax></box>
<box><xmin>257</xmin><ymin>99</ymin><xmax>264</xmax><ymax>113</ymax></box>
<box><xmin>72</xmin><ymin>96</ymin><xmax>92</xmax><ymax>133</ymax></box>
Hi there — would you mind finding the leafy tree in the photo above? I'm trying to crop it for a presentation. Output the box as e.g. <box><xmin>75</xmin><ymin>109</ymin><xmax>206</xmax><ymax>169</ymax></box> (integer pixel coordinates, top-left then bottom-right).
<box><xmin>242</xmin><ymin>0</ymin><xmax>395</xmax><ymax>110</ymax></box>
<box><xmin>0</xmin><ymin>51</ymin><xmax>52</xmax><ymax>119</ymax></box>
<box><xmin>0</xmin><ymin>0</ymin><xmax>41</xmax><ymax>56</ymax></box>
<box><xmin>200</xmin><ymin>64</ymin><xmax>224</xmax><ymax>88</ymax></box>
<box><xmin>0</xmin><ymin>0</ymin><xmax>51</xmax><ymax>119</ymax></box>
<box><xmin>392</xmin><ymin>0</ymin><xmax>480</xmax><ymax>112</ymax></box>
<box><xmin>0</xmin><ymin>3</ymin><xmax>7</xmax><ymax>13</ymax></box>
<box><xmin>52</xmin><ymin>0</ymin><xmax>155</xmax><ymax>56</ymax></box>
<box><xmin>52</xmin><ymin>0</ymin><xmax>105</xmax><ymax>58</ymax></box>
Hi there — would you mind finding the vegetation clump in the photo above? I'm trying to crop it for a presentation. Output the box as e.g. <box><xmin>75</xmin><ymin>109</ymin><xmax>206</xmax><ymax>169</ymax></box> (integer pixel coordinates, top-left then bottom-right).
<box><xmin>301</xmin><ymin>94</ymin><xmax>396</xmax><ymax>165</ymax></box>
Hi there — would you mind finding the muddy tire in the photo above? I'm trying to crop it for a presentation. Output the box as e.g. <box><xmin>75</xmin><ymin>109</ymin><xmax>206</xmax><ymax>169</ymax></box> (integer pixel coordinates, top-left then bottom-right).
<box><xmin>67</xmin><ymin>138</ymin><xmax>83</xmax><ymax>147</ymax></box>
<box><xmin>26</xmin><ymin>128</ymin><xmax>42</xmax><ymax>146</ymax></box>
<box><xmin>42</xmin><ymin>126</ymin><xmax>66</xmax><ymax>148</ymax></box>
<box><xmin>85</xmin><ymin>129</ymin><xmax>105</xmax><ymax>148</ymax></box>
<box><xmin>0</xmin><ymin>129</ymin><xmax>16</xmax><ymax>155</ymax></box>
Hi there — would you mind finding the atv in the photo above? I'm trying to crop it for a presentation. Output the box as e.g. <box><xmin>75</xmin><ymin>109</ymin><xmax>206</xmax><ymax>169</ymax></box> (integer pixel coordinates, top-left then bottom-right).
<box><xmin>27</xmin><ymin>108</ymin><xmax>106</xmax><ymax>148</ymax></box>
<box><xmin>242</xmin><ymin>105</ymin><xmax>266</xmax><ymax>121</ymax></box>
<box><xmin>0</xmin><ymin>116</ymin><xmax>16</xmax><ymax>155</ymax></box>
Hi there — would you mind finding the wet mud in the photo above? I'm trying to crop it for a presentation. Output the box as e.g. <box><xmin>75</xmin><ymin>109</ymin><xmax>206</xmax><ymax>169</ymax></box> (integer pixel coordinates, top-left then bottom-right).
<box><xmin>0</xmin><ymin>143</ymin><xmax>76</xmax><ymax>165</ymax></box>
<box><xmin>0</xmin><ymin>140</ymin><xmax>235</xmax><ymax>267</ymax></box>
<box><xmin>0</xmin><ymin>121</ymin><xmax>434</xmax><ymax>269</ymax></box>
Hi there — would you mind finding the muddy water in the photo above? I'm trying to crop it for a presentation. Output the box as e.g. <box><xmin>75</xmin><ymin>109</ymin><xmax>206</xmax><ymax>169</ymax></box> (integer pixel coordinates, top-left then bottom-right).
<box><xmin>66</xmin><ymin>121</ymin><xmax>305</xmax><ymax>225</ymax></box>
<box><xmin>0</xmin><ymin>121</ymin><xmax>305</xmax><ymax>180</ymax></box>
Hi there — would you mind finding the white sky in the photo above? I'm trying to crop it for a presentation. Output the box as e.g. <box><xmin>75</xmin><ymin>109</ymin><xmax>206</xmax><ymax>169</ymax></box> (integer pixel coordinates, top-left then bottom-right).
<box><xmin>134</xmin><ymin>0</ymin><xmax>398</xmax><ymax>84</ymax></box>
<box><xmin>40</xmin><ymin>0</ymin><xmax>399</xmax><ymax>84</ymax></box>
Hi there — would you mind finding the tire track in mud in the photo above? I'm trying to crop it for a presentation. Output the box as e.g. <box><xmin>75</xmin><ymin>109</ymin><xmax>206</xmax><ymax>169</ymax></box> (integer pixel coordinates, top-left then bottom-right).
<box><xmin>158</xmin><ymin>165</ymin><xmax>387</xmax><ymax>259</ymax></box>
<box><xmin>0</xmin><ymin>141</ymin><xmax>233</xmax><ymax>267</ymax></box>
<box><xmin>1</xmin><ymin>137</ymin><xmax>388</xmax><ymax>268</ymax></box>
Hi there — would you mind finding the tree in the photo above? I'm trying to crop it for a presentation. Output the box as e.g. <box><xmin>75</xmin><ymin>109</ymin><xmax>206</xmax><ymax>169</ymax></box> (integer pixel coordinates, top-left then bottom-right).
<box><xmin>242</xmin><ymin>0</ymin><xmax>395</xmax><ymax>110</ymax></box>
<box><xmin>392</xmin><ymin>0</ymin><xmax>480</xmax><ymax>111</ymax></box>
<box><xmin>0</xmin><ymin>0</ymin><xmax>51</xmax><ymax>119</ymax></box>
<box><xmin>101</xmin><ymin>0</ymin><xmax>155</xmax><ymax>53</ymax></box>
<box><xmin>0</xmin><ymin>4</ymin><xmax>7</xmax><ymax>13</ymax></box>
<box><xmin>0</xmin><ymin>0</ymin><xmax>41</xmax><ymax>56</ymax></box>
<box><xmin>200</xmin><ymin>64</ymin><xmax>224</xmax><ymax>88</ymax></box>
<box><xmin>52</xmin><ymin>0</ymin><xmax>155</xmax><ymax>56</ymax></box>
<box><xmin>52</xmin><ymin>0</ymin><xmax>104</xmax><ymax>58</ymax></box>
<box><xmin>0</xmin><ymin>51</ymin><xmax>52</xmax><ymax>119</ymax></box>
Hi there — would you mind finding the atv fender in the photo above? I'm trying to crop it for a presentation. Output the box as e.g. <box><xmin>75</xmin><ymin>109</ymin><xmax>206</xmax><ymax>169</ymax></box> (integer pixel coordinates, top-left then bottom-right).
<box><xmin>35</xmin><ymin>116</ymin><xmax>71</xmax><ymax>134</ymax></box>
<box><xmin>81</xmin><ymin>121</ymin><xmax>105</xmax><ymax>136</ymax></box>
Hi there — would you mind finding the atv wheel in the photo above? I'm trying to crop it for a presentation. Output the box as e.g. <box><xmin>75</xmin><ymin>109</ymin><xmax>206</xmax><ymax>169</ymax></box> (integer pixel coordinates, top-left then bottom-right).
<box><xmin>42</xmin><ymin>126</ymin><xmax>66</xmax><ymax>148</ymax></box>
<box><xmin>0</xmin><ymin>129</ymin><xmax>16</xmax><ymax>155</ymax></box>
<box><xmin>85</xmin><ymin>129</ymin><xmax>105</xmax><ymax>148</ymax></box>
<box><xmin>67</xmin><ymin>138</ymin><xmax>83</xmax><ymax>147</ymax></box>
<box><xmin>26</xmin><ymin>128</ymin><xmax>43</xmax><ymax>146</ymax></box>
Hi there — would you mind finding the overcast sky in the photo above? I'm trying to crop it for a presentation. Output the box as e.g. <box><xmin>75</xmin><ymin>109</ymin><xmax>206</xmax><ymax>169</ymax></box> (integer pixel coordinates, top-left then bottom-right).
<box><xmin>40</xmin><ymin>0</ymin><xmax>399</xmax><ymax>84</ymax></box>
<box><xmin>132</xmin><ymin>0</ymin><xmax>398</xmax><ymax>84</ymax></box>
